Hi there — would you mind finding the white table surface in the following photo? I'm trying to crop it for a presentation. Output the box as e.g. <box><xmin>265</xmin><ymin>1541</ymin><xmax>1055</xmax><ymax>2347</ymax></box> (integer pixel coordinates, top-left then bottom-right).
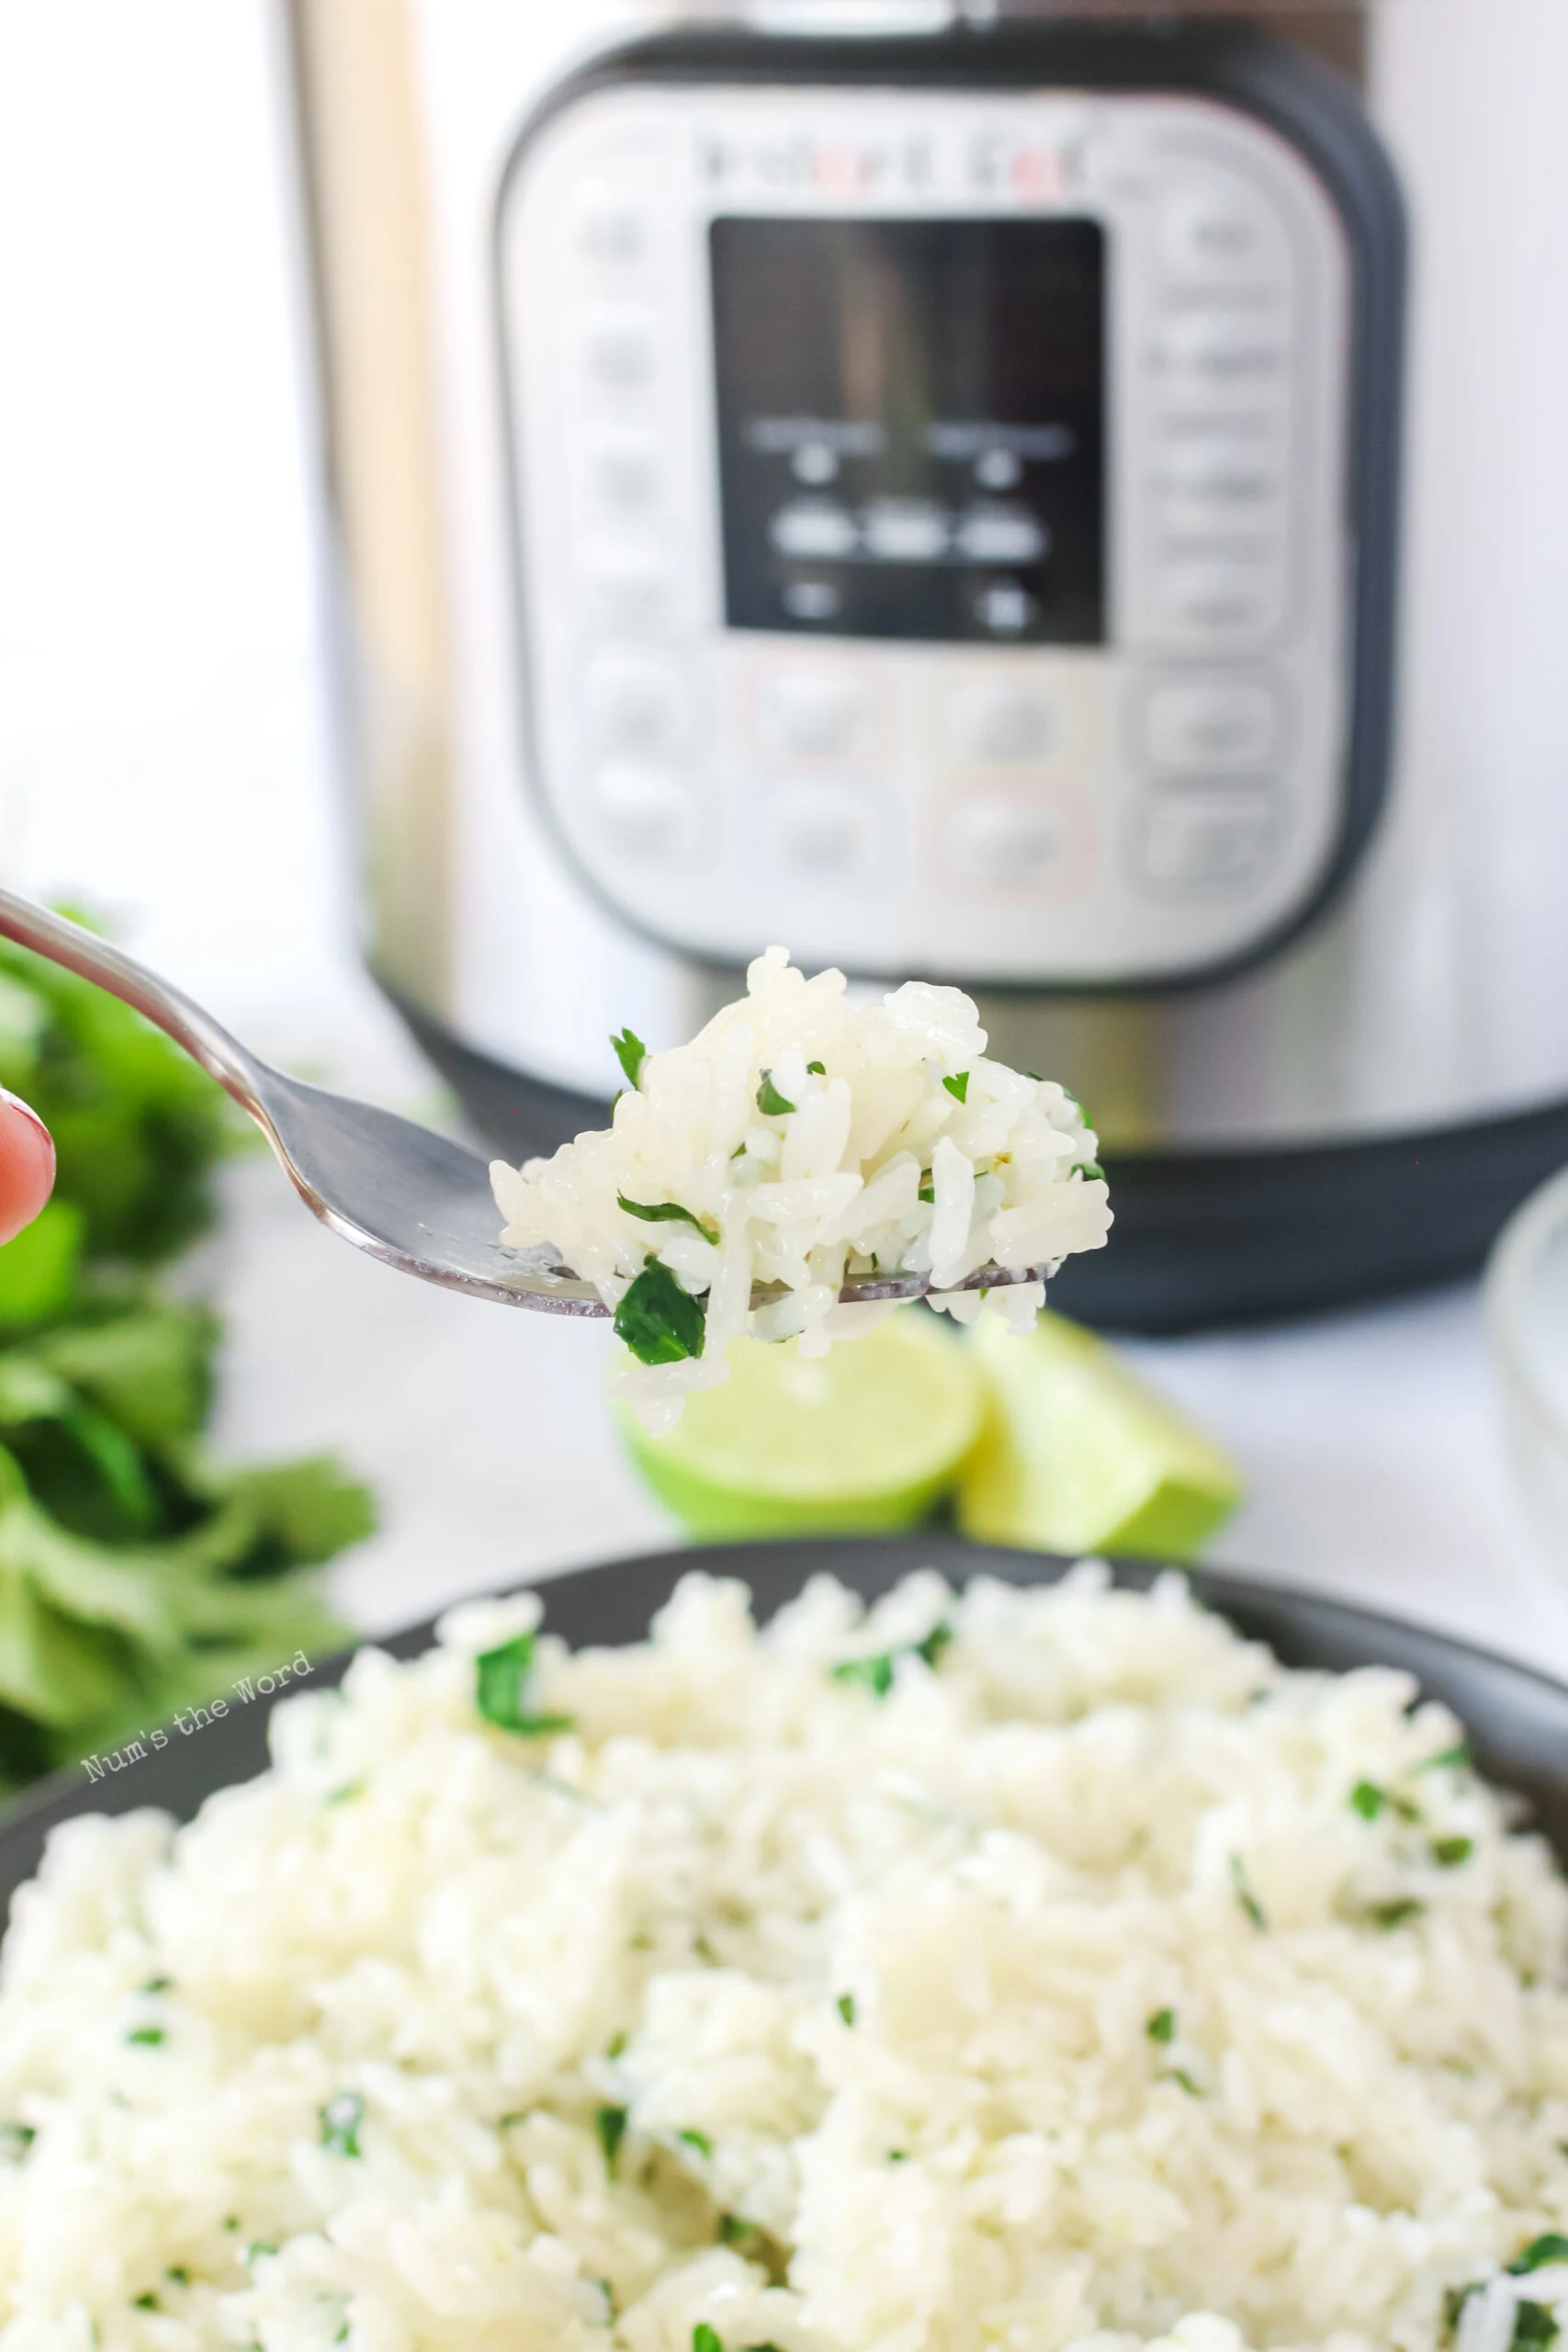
<box><xmin>3</xmin><ymin>0</ymin><xmax>1567</xmax><ymax>1682</ymax></box>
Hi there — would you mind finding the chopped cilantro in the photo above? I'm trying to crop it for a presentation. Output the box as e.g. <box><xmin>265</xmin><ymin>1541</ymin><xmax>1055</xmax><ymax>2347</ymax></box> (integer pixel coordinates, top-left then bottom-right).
<box><xmin>756</xmin><ymin>1071</ymin><xmax>795</xmax><ymax>1117</ymax></box>
<box><xmin>833</xmin><ymin>1623</ymin><xmax>951</xmax><ymax>1699</ymax></box>
<box><xmin>616</xmin><ymin>1193</ymin><xmax>716</xmax><ymax>1243</ymax></box>
<box><xmin>1349</xmin><ymin>1780</ymin><xmax>1385</xmax><ymax>1819</ymax></box>
<box><xmin>606</xmin><ymin>2030</ymin><xmax>627</xmax><ymax>2058</ymax></box>
<box><xmin>807</xmin><ymin>1060</ymin><xmax>826</xmax><ymax>1076</ymax></box>
<box><xmin>1165</xmin><ymin>2068</ymin><xmax>1203</xmax><ymax>2098</ymax></box>
<box><xmin>1026</xmin><ymin>1071</ymin><xmax>1043</xmax><ymax>1082</ymax></box>
<box><xmin>718</xmin><ymin>2213</ymin><xmax>764</xmax><ymax>2253</ymax></box>
<box><xmin>836</xmin><ymin>1993</ymin><xmax>855</xmax><ymax>2027</ymax></box>
<box><xmin>0</xmin><ymin>2123</ymin><xmax>35</xmax><ymax>2159</ymax></box>
<box><xmin>474</xmin><ymin>1632</ymin><xmax>573</xmax><ymax>1738</ymax></box>
<box><xmin>245</xmin><ymin>2242</ymin><xmax>276</xmax><ymax>2263</ymax></box>
<box><xmin>1418</xmin><ymin>1741</ymin><xmax>1472</xmax><ymax>1773</ymax></box>
<box><xmin>915</xmin><ymin>1622</ymin><xmax>953</xmax><ymax>1668</ymax></box>
<box><xmin>596</xmin><ymin>2104</ymin><xmax>628</xmax><ymax>2173</ymax></box>
<box><xmin>141</xmin><ymin>1975</ymin><xmax>172</xmax><ymax>1994</ymax></box>
<box><xmin>1431</xmin><ymin>1836</ymin><xmax>1473</xmax><ymax>1869</ymax></box>
<box><xmin>1146</xmin><ymin>2007</ymin><xmax>1176</xmax><ymax>2044</ymax></box>
<box><xmin>610</xmin><ymin>1027</ymin><xmax>647</xmax><ymax>1089</ymax></box>
<box><xmin>694</xmin><ymin>2328</ymin><xmax>723</xmax><ymax>2352</ymax></box>
<box><xmin>132</xmin><ymin>2292</ymin><xmax>159</xmax><ymax>2311</ymax></box>
<box><xmin>1229</xmin><ymin>1853</ymin><xmax>1266</xmax><ymax>1930</ymax></box>
<box><xmin>1076</xmin><ymin>1160</ymin><xmax>1105</xmax><ymax>1181</ymax></box>
<box><xmin>1513</xmin><ymin>2302</ymin><xmax>1560</xmax><ymax>2349</ymax></box>
<box><xmin>918</xmin><ymin>1182</ymin><xmax>935</xmax><ymax>1204</ymax></box>
<box><xmin>888</xmin><ymin>2149</ymin><xmax>908</xmax><ymax>2163</ymax></box>
<box><xmin>126</xmin><ymin>2026</ymin><xmax>164</xmax><ymax>2046</ymax></box>
<box><xmin>1368</xmin><ymin>1897</ymin><xmax>1425</xmax><ymax>1930</ymax></box>
<box><xmin>165</xmin><ymin>2267</ymin><xmax>189</xmax><ymax>2287</ymax></box>
<box><xmin>614</xmin><ymin>1257</ymin><xmax>707</xmax><ymax>1366</ymax></box>
<box><xmin>1510</xmin><ymin>2236</ymin><xmax>1568</xmax><ymax>2275</ymax></box>
<box><xmin>678</xmin><ymin>2127</ymin><xmax>713</xmax><ymax>2159</ymax></box>
<box><xmin>320</xmin><ymin>2090</ymin><xmax>364</xmax><ymax>2157</ymax></box>
<box><xmin>325</xmin><ymin>1781</ymin><xmax>365</xmax><ymax>1805</ymax></box>
<box><xmin>942</xmin><ymin>1071</ymin><xmax>969</xmax><ymax>1104</ymax></box>
<box><xmin>832</xmin><ymin>1653</ymin><xmax>895</xmax><ymax>1698</ymax></box>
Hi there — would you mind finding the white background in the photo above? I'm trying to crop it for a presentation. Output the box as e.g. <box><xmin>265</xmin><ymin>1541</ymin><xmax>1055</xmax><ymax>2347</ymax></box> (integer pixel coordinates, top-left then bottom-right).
<box><xmin>0</xmin><ymin>0</ymin><xmax>1564</xmax><ymax>1668</ymax></box>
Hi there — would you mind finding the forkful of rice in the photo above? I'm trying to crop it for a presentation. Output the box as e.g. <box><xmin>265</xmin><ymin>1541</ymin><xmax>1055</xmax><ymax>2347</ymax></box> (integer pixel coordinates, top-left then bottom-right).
<box><xmin>0</xmin><ymin>898</ymin><xmax>1112</xmax><ymax>1432</ymax></box>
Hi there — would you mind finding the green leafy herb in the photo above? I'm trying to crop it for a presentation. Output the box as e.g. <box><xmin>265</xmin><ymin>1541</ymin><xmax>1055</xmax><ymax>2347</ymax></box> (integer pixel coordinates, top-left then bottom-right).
<box><xmin>888</xmin><ymin>2150</ymin><xmax>908</xmax><ymax>2163</ymax></box>
<box><xmin>141</xmin><ymin>1975</ymin><xmax>172</xmax><ymax>1994</ymax></box>
<box><xmin>1418</xmin><ymin>1741</ymin><xmax>1471</xmax><ymax>1773</ymax></box>
<box><xmin>718</xmin><ymin>2214</ymin><xmax>763</xmax><ymax>2253</ymax></box>
<box><xmin>1164</xmin><ymin>2068</ymin><xmax>1203</xmax><ymax>2098</ymax></box>
<box><xmin>1075</xmin><ymin>1161</ymin><xmax>1105</xmax><ymax>1181</ymax></box>
<box><xmin>918</xmin><ymin>1183</ymin><xmax>935</xmax><ymax>1204</ymax></box>
<box><xmin>320</xmin><ymin>2091</ymin><xmax>364</xmax><ymax>2157</ymax></box>
<box><xmin>596</xmin><ymin>2104</ymin><xmax>628</xmax><ymax>2173</ymax></box>
<box><xmin>1509</xmin><ymin>2236</ymin><xmax>1568</xmax><ymax>2276</ymax></box>
<box><xmin>756</xmin><ymin>1071</ymin><xmax>795</xmax><ymax>1118</ymax></box>
<box><xmin>132</xmin><ymin>2292</ymin><xmax>159</xmax><ymax>2311</ymax></box>
<box><xmin>1350</xmin><ymin>1780</ymin><xmax>1385</xmax><ymax>1819</ymax></box>
<box><xmin>614</xmin><ymin>1258</ymin><xmax>707</xmax><ymax>1366</ymax></box>
<box><xmin>1146</xmin><ymin>2007</ymin><xmax>1176</xmax><ymax>2045</ymax></box>
<box><xmin>245</xmin><ymin>2242</ymin><xmax>276</xmax><ymax>2264</ymax></box>
<box><xmin>0</xmin><ymin>2122</ymin><xmax>35</xmax><ymax>2159</ymax></box>
<box><xmin>832</xmin><ymin>1622</ymin><xmax>952</xmax><ymax>1701</ymax></box>
<box><xmin>616</xmin><ymin>1193</ymin><xmax>716</xmax><ymax>1243</ymax></box>
<box><xmin>1368</xmin><ymin>1897</ymin><xmax>1425</xmax><ymax>1930</ymax></box>
<box><xmin>126</xmin><ymin>2026</ymin><xmax>164</xmax><ymax>2046</ymax></box>
<box><xmin>832</xmin><ymin>1653</ymin><xmax>894</xmax><ymax>1698</ymax></box>
<box><xmin>1230</xmin><ymin>1853</ymin><xmax>1267</xmax><ymax>1930</ymax></box>
<box><xmin>807</xmin><ymin>1060</ymin><xmax>826</xmax><ymax>1076</ymax></box>
<box><xmin>942</xmin><ymin>1071</ymin><xmax>969</xmax><ymax>1104</ymax></box>
<box><xmin>325</xmin><ymin>1781</ymin><xmax>365</xmax><ymax>1806</ymax></box>
<box><xmin>694</xmin><ymin>2327</ymin><xmax>723</xmax><ymax>2352</ymax></box>
<box><xmin>836</xmin><ymin>1993</ymin><xmax>855</xmax><ymax>2027</ymax></box>
<box><xmin>1513</xmin><ymin>2302</ymin><xmax>1560</xmax><ymax>2349</ymax></box>
<box><xmin>606</xmin><ymin>2031</ymin><xmax>627</xmax><ymax>2059</ymax></box>
<box><xmin>678</xmin><ymin>2127</ymin><xmax>713</xmax><ymax>2159</ymax></box>
<box><xmin>610</xmin><ymin>1028</ymin><xmax>647</xmax><ymax>1089</ymax></box>
<box><xmin>474</xmin><ymin>1633</ymin><xmax>572</xmax><ymax>1739</ymax></box>
<box><xmin>164</xmin><ymin>2267</ymin><xmax>189</xmax><ymax>2287</ymax></box>
<box><xmin>1431</xmin><ymin>1836</ymin><xmax>1473</xmax><ymax>1869</ymax></box>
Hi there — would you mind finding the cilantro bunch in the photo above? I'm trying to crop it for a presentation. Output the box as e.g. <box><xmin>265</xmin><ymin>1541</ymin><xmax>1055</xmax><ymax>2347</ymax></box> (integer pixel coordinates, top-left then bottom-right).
<box><xmin>0</xmin><ymin>925</ymin><xmax>369</xmax><ymax>1787</ymax></box>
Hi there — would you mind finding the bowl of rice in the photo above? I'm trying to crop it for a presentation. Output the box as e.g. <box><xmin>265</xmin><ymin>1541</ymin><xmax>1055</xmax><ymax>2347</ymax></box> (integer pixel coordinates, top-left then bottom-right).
<box><xmin>1</xmin><ymin>1534</ymin><xmax>1566</xmax><ymax>2352</ymax></box>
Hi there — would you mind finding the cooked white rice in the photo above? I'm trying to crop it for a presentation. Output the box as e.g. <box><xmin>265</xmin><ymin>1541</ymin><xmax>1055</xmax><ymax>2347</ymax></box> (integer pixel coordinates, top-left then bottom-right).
<box><xmin>490</xmin><ymin>950</ymin><xmax>1111</xmax><ymax>1430</ymax></box>
<box><xmin>2</xmin><ymin>1565</ymin><xmax>1566</xmax><ymax>2352</ymax></box>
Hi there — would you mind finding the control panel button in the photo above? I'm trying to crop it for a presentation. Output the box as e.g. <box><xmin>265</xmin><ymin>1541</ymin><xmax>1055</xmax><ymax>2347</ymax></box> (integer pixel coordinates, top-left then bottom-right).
<box><xmin>764</xmin><ymin>782</ymin><xmax>875</xmax><ymax>878</ymax></box>
<box><xmin>746</xmin><ymin>662</ymin><xmax>888</xmax><ymax>765</ymax></box>
<box><xmin>946</xmin><ymin>683</ymin><xmax>1062</xmax><ymax>765</ymax></box>
<box><xmin>940</xmin><ymin>790</ymin><xmax>1089</xmax><ymax>894</ymax></box>
<box><xmin>954</xmin><ymin>505</ymin><xmax>1050</xmax><ymax>565</ymax></box>
<box><xmin>578</xmin><ymin>311</ymin><xmax>657</xmax><ymax>395</ymax></box>
<box><xmin>570</xmin><ymin>191</ymin><xmax>648</xmax><ymax>269</ymax></box>
<box><xmin>771</xmin><ymin>500</ymin><xmax>858</xmax><ymax>561</ymax></box>
<box><xmin>591</xmin><ymin>760</ymin><xmax>698</xmax><ymax>863</ymax></box>
<box><xmin>1156</xmin><ymin>560</ymin><xmax>1284</xmax><ymax>640</ymax></box>
<box><xmin>579</xmin><ymin>430</ymin><xmax>660</xmax><ymax>520</ymax></box>
<box><xmin>863</xmin><ymin>499</ymin><xmax>949</xmax><ymax>562</ymax></box>
<box><xmin>1135</xmin><ymin>794</ymin><xmax>1274</xmax><ymax>889</ymax></box>
<box><xmin>1162</xmin><ymin>187</ymin><xmax>1277</xmax><ymax>278</ymax></box>
<box><xmin>585</xmin><ymin>649</ymin><xmax>693</xmax><ymax>758</ymax></box>
<box><xmin>1143</xmin><ymin>679</ymin><xmax>1280</xmax><ymax>772</ymax></box>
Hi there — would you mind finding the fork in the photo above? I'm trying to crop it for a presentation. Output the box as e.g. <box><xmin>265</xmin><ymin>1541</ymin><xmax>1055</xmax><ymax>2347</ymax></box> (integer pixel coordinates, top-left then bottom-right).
<box><xmin>0</xmin><ymin>890</ymin><xmax>1040</xmax><ymax>1316</ymax></box>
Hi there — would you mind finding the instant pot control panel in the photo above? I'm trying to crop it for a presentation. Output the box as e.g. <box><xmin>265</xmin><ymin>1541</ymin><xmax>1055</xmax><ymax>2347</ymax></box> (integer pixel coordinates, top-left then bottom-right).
<box><xmin>496</xmin><ymin>31</ymin><xmax>1401</xmax><ymax>988</ymax></box>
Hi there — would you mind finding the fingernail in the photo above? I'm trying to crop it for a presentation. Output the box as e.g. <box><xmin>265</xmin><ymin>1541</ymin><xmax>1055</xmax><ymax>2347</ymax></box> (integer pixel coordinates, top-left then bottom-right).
<box><xmin>0</xmin><ymin>1088</ymin><xmax>51</xmax><ymax>1141</ymax></box>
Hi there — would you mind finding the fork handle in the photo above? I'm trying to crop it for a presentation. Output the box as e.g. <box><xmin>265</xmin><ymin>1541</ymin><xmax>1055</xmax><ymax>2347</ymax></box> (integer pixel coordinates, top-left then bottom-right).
<box><xmin>0</xmin><ymin>888</ymin><xmax>265</xmax><ymax>1108</ymax></box>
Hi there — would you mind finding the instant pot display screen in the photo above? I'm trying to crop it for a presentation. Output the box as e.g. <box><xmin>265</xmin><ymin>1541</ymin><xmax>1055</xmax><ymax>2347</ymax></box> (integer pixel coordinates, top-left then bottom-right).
<box><xmin>710</xmin><ymin>215</ymin><xmax>1105</xmax><ymax>644</ymax></box>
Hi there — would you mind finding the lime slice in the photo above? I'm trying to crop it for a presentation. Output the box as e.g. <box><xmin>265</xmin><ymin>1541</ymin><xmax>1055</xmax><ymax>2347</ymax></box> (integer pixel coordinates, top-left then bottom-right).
<box><xmin>614</xmin><ymin>1312</ymin><xmax>986</xmax><ymax>1539</ymax></box>
<box><xmin>956</xmin><ymin>1309</ymin><xmax>1241</xmax><ymax>1560</ymax></box>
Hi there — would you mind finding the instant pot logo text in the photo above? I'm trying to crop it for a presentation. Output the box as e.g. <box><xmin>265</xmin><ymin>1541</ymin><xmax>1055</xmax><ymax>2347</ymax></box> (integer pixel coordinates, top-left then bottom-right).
<box><xmin>697</xmin><ymin>133</ymin><xmax>1073</xmax><ymax>202</ymax></box>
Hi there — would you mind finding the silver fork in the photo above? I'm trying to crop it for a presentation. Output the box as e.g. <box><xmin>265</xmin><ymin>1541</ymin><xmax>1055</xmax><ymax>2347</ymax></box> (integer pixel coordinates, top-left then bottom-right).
<box><xmin>0</xmin><ymin>890</ymin><xmax>1041</xmax><ymax>1316</ymax></box>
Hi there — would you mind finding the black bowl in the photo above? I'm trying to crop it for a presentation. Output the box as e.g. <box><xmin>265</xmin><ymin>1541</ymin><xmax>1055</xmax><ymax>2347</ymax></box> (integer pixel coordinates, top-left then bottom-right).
<box><xmin>5</xmin><ymin>1535</ymin><xmax>1568</xmax><ymax>1921</ymax></box>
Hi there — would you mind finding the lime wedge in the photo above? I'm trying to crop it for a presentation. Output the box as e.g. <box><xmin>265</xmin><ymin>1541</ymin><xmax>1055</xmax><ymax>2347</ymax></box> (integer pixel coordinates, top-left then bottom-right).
<box><xmin>614</xmin><ymin>1313</ymin><xmax>986</xmax><ymax>1539</ymax></box>
<box><xmin>956</xmin><ymin>1309</ymin><xmax>1241</xmax><ymax>1560</ymax></box>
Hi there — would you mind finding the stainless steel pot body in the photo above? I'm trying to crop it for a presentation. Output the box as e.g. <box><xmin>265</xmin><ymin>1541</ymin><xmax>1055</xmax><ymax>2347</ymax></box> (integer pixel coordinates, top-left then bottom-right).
<box><xmin>288</xmin><ymin>0</ymin><xmax>1568</xmax><ymax>1325</ymax></box>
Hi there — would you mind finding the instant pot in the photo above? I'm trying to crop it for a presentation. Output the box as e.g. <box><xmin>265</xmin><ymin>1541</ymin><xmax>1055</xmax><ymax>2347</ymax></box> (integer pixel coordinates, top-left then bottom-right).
<box><xmin>286</xmin><ymin>0</ymin><xmax>1568</xmax><ymax>1329</ymax></box>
